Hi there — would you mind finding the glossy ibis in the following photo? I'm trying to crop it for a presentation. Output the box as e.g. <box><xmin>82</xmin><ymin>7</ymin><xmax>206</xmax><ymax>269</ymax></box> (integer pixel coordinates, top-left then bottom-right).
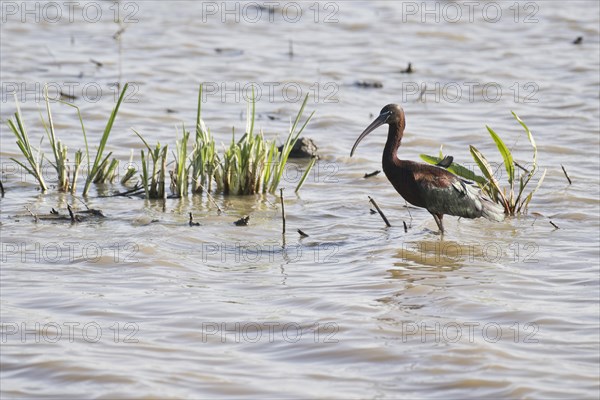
<box><xmin>350</xmin><ymin>104</ymin><xmax>505</xmax><ymax>233</ymax></box>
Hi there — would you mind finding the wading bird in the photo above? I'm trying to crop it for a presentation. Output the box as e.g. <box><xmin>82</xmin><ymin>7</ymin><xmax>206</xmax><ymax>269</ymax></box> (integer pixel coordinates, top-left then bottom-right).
<box><xmin>350</xmin><ymin>104</ymin><xmax>505</xmax><ymax>233</ymax></box>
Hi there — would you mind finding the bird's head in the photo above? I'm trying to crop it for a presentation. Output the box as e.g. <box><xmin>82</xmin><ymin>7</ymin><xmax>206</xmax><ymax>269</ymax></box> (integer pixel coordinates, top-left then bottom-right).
<box><xmin>350</xmin><ymin>104</ymin><xmax>405</xmax><ymax>157</ymax></box>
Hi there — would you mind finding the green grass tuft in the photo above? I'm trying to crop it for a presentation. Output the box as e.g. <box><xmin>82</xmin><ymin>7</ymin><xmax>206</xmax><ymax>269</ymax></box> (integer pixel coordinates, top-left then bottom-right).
<box><xmin>420</xmin><ymin>112</ymin><xmax>545</xmax><ymax>215</ymax></box>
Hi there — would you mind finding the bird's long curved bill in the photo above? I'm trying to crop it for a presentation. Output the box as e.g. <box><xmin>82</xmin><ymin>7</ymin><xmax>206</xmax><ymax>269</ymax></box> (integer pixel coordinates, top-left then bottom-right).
<box><xmin>350</xmin><ymin>112</ymin><xmax>388</xmax><ymax>157</ymax></box>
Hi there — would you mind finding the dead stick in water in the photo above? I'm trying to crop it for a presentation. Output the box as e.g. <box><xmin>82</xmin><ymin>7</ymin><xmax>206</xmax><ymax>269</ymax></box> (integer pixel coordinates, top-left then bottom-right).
<box><xmin>195</xmin><ymin>181</ymin><xmax>223</xmax><ymax>214</ymax></box>
<box><xmin>189</xmin><ymin>212</ymin><xmax>200</xmax><ymax>226</ymax></box>
<box><xmin>363</xmin><ymin>170</ymin><xmax>381</xmax><ymax>179</ymax></box>
<box><xmin>368</xmin><ymin>196</ymin><xmax>391</xmax><ymax>227</ymax></box>
<box><xmin>24</xmin><ymin>206</ymin><xmax>38</xmax><ymax>222</ymax></box>
<box><xmin>560</xmin><ymin>164</ymin><xmax>572</xmax><ymax>185</ymax></box>
<box><xmin>280</xmin><ymin>188</ymin><xmax>286</xmax><ymax>234</ymax></box>
<box><xmin>297</xmin><ymin>229</ymin><xmax>309</xmax><ymax>238</ymax></box>
<box><xmin>0</xmin><ymin>180</ymin><xmax>4</xmax><ymax>197</ymax></box>
<box><xmin>67</xmin><ymin>204</ymin><xmax>76</xmax><ymax>222</ymax></box>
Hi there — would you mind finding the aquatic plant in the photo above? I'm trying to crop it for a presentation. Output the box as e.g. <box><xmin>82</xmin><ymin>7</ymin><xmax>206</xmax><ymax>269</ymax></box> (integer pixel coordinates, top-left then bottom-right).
<box><xmin>93</xmin><ymin>157</ymin><xmax>120</xmax><ymax>184</ymax></box>
<box><xmin>134</xmin><ymin>130</ymin><xmax>168</xmax><ymax>199</ymax></box>
<box><xmin>172</xmin><ymin>126</ymin><xmax>191</xmax><ymax>197</ymax></box>
<box><xmin>214</xmin><ymin>87</ymin><xmax>314</xmax><ymax>194</ymax></box>
<box><xmin>132</xmin><ymin>85</ymin><xmax>313</xmax><ymax>199</ymax></box>
<box><xmin>7</xmin><ymin>95</ymin><xmax>48</xmax><ymax>191</ymax></box>
<box><xmin>189</xmin><ymin>86</ymin><xmax>218</xmax><ymax>194</ymax></box>
<box><xmin>39</xmin><ymin>88</ymin><xmax>70</xmax><ymax>192</ymax></box>
<box><xmin>420</xmin><ymin>112</ymin><xmax>546</xmax><ymax>215</ymax></box>
<box><xmin>71</xmin><ymin>149</ymin><xmax>84</xmax><ymax>193</ymax></box>
<box><xmin>120</xmin><ymin>150</ymin><xmax>137</xmax><ymax>185</ymax></box>
<box><xmin>8</xmin><ymin>81</ymin><xmax>313</xmax><ymax>200</ymax></box>
<box><xmin>81</xmin><ymin>83</ymin><xmax>129</xmax><ymax>196</ymax></box>
<box><xmin>295</xmin><ymin>156</ymin><xmax>317</xmax><ymax>193</ymax></box>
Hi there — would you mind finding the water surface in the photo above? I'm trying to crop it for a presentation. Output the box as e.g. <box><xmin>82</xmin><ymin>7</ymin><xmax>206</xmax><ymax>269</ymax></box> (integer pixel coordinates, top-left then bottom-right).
<box><xmin>1</xmin><ymin>1</ymin><xmax>599</xmax><ymax>398</ymax></box>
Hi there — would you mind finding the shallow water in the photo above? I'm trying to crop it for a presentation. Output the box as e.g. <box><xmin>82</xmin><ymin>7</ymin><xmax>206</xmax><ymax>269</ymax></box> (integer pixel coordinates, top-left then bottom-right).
<box><xmin>1</xmin><ymin>1</ymin><xmax>599</xmax><ymax>398</ymax></box>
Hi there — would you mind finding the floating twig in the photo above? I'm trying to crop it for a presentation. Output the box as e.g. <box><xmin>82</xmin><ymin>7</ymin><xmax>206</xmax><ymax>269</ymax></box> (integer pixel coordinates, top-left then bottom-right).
<box><xmin>560</xmin><ymin>164</ymin><xmax>572</xmax><ymax>185</ymax></box>
<box><xmin>234</xmin><ymin>216</ymin><xmax>250</xmax><ymax>226</ymax></box>
<box><xmin>369</xmin><ymin>209</ymin><xmax>377</xmax><ymax>214</ymax></box>
<box><xmin>189</xmin><ymin>212</ymin><xmax>200</xmax><ymax>226</ymax></box>
<box><xmin>280</xmin><ymin>188</ymin><xmax>286</xmax><ymax>234</ymax></box>
<box><xmin>0</xmin><ymin>180</ymin><xmax>4</xmax><ymax>197</ymax></box>
<box><xmin>90</xmin><ymin>58</ymin><xmax>103</xmax><ymax>67</ymax></box>
<box><xmin>368</xmin><ymin>196</ymin><xmax>391</xmax><ymax>227</ymax></box>
<box><xmin>59</xmin><ymin>91</ymin><xmax>77</xmax><ymax>101</ymax></box>
<box><xmin>99</xmin><ymin>184</ymin><xmax>144</xmax><ymax>197</ymax></box>
<box><xmin>113</xmin><ymin>26</ymin><xmax>127</xmax><ymax>40</ymax></box>
<box><xmin>67</xmin><ymin>204</ymin><xmax>76</xmax><ymax>223</ymax></box>
<box><xmin>354</xmin><ymin>80</ymin><xmax>383</xmax><ymax>88</ymax></box>
<box><xmin>24</xmin><ymin>206</ymin><xmax>38</xmax><ymax>222</ymax></box>
<box><xmin>549</xmin><ymin>220</ymin><xmax>560</xmax><ymax>230</ymax></box>
<box><xmin>364</xmin><ymin>170</ymin><xmax>381</xmax><ymax>179</ymax></box>
<box><xmin>78</xmin><ymin>208</ymin><xmax>105</xmax><ymax>217</ymax></box>
<box><xmin>400</xmin><ymin>62</ymin><xmax>413</xmax><ymax>74</ymax></box>
<box><xmin>297</xmin><ymin>229</ymin><xmax>309</xmax><ymax>238</ymax></box>
<box><xmin>194</xmin><ymin>181</ymin><xmax>223</xmax><ymax>214</ymax></box>
<box><xmin>73</xmin><ymin>196</ymin><xmax>90</xmax><ymax>210</ymax></box>
<box><xmin>403</xmin><ymin>221</ymin><xmax>408</xmax><ymax>232</ymax></box>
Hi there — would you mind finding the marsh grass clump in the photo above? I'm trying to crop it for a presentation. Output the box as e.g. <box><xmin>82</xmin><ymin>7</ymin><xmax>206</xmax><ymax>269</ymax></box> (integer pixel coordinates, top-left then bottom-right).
<box><xmin>9</xmin><ymin>83</ymin><xmax>130</xmax><ymax>196</ymax></box>
<box><xmin>134</xmin><ymin>130</ymin><xmax>168</xmax><ymax>199</ymax></box>
<box><xmin>8</xmin><ymin>94</ymin><xmax>48</xmax><ymax>191</ymax></box>
<box><xmin>120</xmin><ymin>150</ymin><xmax>137</xmax><ymax>185</ymax></box>
<box><xmin>40</xmin><ymin>90</ymin><xmax>70</xmax><ymax>192</ymax></box>
<box><xmin>8</xmin><ymin>82</ymin><xmax>313</xmax><ymax>201</ymax></box>
<box><xmin>190</xmin><ymin>120</ymin><xmax>217</xmax><ymax>194</ymax></box>
<box><xmin>93</xmin><ymin>157</ymin><xmax>120</xmax><ymax>184</ymax></box>
<box><xmin>172</xmin><ymin>126</ymin><xmax>191</xmax><ymax>197</ymax></box>
<box><xmin>421</xmin><ymin>112</ymin><xmax>546</xmax><ymax>215</ymax></box>
<box><xmin>206</xmin><ymin>86</ymin><xmax>314</xmax><ymax>195</ymax></box>
<box><xmin>134</xmin><ymin>84</ymin><xmax>314</xmax><ymax>199</ymax></box>
<box><xmin>190</xmin><ymin>86</ymin><xmax>217</xmax><ymax>194</ymax></box>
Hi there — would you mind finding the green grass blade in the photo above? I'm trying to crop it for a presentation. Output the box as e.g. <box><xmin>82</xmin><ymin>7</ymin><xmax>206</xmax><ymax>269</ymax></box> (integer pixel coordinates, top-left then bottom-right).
<box><xmin>470</xmin><ymin>145</ymin><xmax>508</xmax><ymax>210</ymax></box>
<box><xmin>10</xmin><ymin>158</ymin><xmax>35</xmax><ymax>177</ymax></box>
<box><xmin>196</xmin><ymin>83</ymin><xmax>203</xmax><ymax>134</ymax></box>
<box><xmin>520</xmin><ymin>168</ymin><xmax>546</xmax><ymax>213</ymax></box>
<box><xmin>57</xmin><ymin>99</ymin><xmax>91</xmax><ymax>177</ymax></box>
<box><xmin>512</xmin><ymin>111</ymin><xmax>537</xmax><ymax>170</ymax></box>
<box><xmin>487</xmin><ymin>125</ymin><xmax>514</xmax><ymax>186</ymax></box>
<box><xmin>295</xmin><ymin>157</ymin><xmax>317</xmax><ymax>193</ymax></box>
<box><xmin>246</xmin><ymin>86</ymin><xmax>255</xmax><ymax>136</ymax></box>
<box><xmin>83</xmin><ymin>83</ymin><xmax>129</xmax><ymax>196</ymax></box>
<box><xmin>8</xmin><ymin>95</ymin><xmax>48</xmax><ymax>191</ymax></box>
<box><xmin>133</xmin><ymin>129</ymin><xmax>153</xmax><ymax>152</ymax></box>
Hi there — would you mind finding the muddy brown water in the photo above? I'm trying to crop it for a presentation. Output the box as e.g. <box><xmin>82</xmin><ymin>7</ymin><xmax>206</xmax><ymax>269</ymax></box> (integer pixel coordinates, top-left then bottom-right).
<box><xmin>1</xmin><ymin>1</ymin><xmax>599</xmax><ymax>398</ymax></box>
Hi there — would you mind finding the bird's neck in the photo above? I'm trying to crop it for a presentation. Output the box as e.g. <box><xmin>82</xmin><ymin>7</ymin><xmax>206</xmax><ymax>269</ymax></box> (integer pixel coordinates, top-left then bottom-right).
<box><xmin>382</xmin><ymin>123</ymin><xmax>403</xmax><ymax>167</ymax></box>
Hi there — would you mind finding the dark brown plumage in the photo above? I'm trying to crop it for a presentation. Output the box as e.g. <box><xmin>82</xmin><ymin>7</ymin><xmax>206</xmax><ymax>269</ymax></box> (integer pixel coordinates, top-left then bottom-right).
<box><xmin>350</xmin><ymin>104</ymin><xmax>505</xmax><ymax>233</ymax></box>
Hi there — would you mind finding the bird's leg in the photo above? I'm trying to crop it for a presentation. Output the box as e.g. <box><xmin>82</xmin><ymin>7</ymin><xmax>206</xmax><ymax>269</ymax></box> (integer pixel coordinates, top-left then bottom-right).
<box><xmin>431</xmin><ymin>213</ymin><xmax>444</xmax><ymax>234</ymax></box>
